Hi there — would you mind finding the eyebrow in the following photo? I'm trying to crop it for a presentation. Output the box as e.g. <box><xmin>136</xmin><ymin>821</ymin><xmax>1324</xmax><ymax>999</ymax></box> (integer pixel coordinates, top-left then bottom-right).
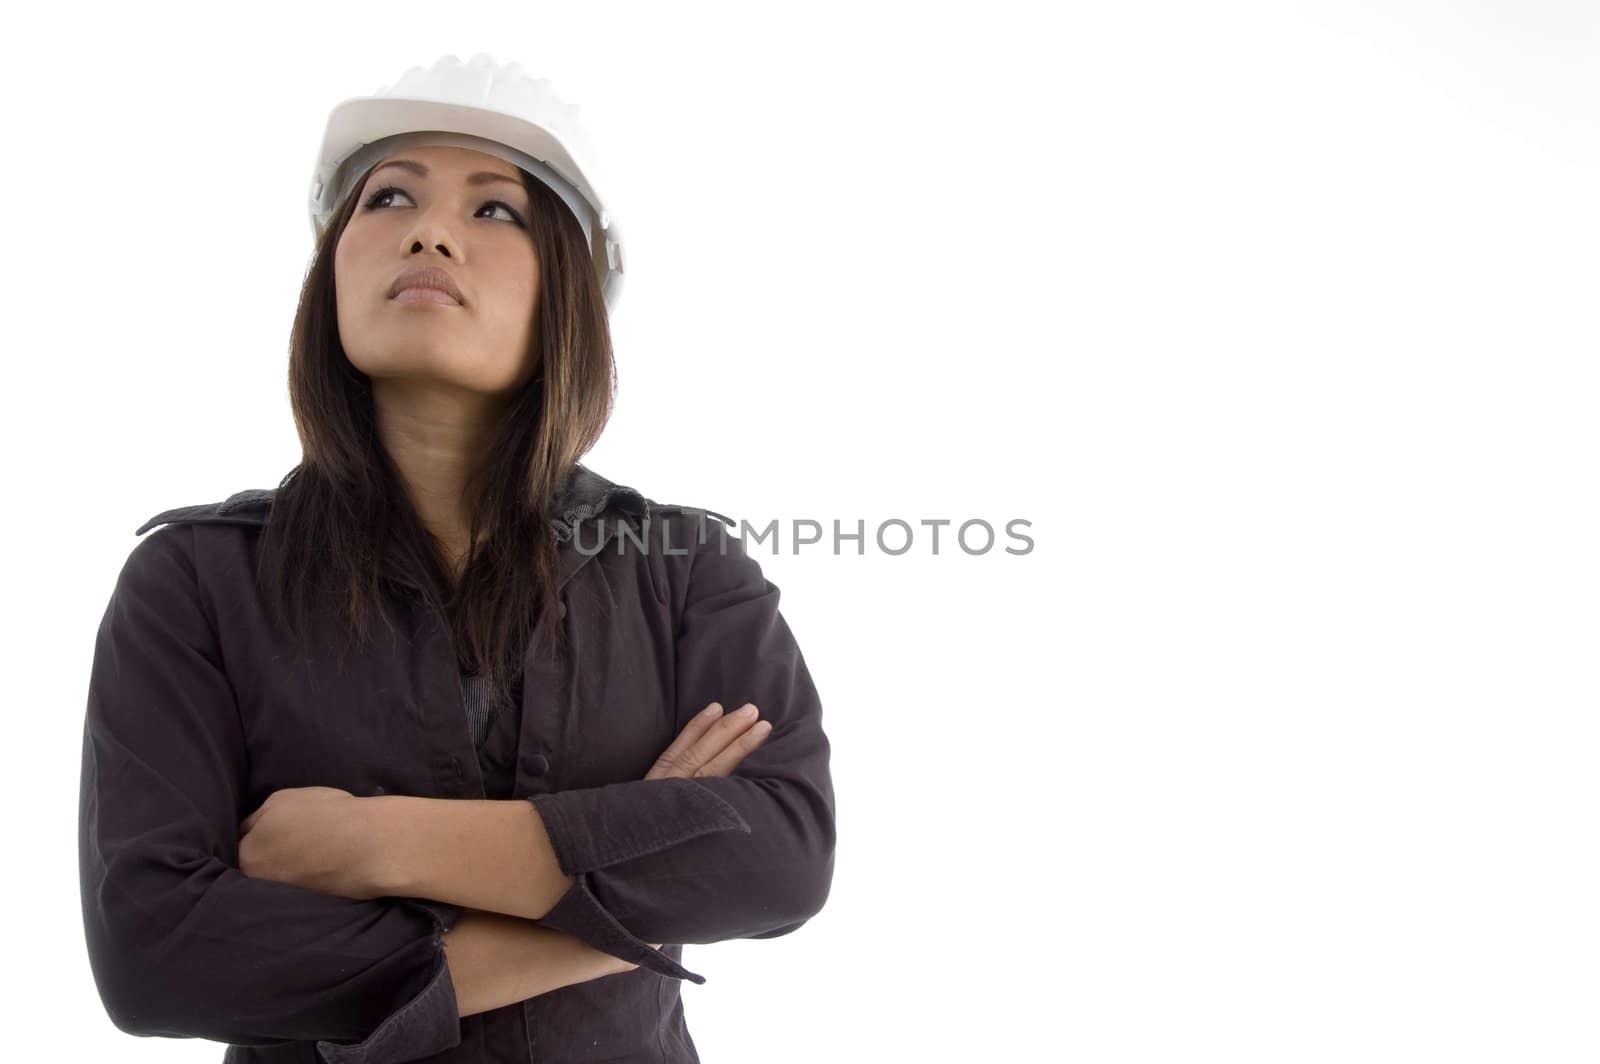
<box><xmin>367</xmin><ymin>158</ymin><xmax>526</xmax><ymax>191</ymax></box>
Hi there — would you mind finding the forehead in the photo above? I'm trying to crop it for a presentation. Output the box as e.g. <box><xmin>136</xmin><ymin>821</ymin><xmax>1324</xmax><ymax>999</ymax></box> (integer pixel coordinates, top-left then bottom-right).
<box><xmin>372</xmin><ymin>145</ymin><xmax>524</xmax><ymax>181</ymax></box>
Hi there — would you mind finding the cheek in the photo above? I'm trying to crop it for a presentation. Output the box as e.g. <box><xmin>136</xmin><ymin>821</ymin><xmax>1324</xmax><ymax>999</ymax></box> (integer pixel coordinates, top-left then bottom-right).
<box><xmin>500</xmin><ymin>256</ymin><xmax>540</xmax><ymax>312</ymax></box>
<box><xmin>335</xmin><ymin>221</ymin><xmax>384</xmax><ymax>276</ymax></box>
<box><xmin>485</xmin><ymin>260</ymin><xmax>541</xmax><ymax>341</ymax></box>
<box><xmin>332</xmin><ymin>236</ymin><xmax>374</xmax><ymax>321</ymax></box>
<box><xmin>483</xmin><ymin>292</ymin><xmax>539</xmax><ymax>374</ymax></box>
<box><xmin>331</xmin><ymin>229</ymin><xmax>407</xmax><ymax>372</ymax></box>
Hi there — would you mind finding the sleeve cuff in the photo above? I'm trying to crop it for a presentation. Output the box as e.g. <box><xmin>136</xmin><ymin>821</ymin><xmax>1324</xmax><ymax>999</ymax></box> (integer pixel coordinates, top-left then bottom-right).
<box><xmin>314</xmin><ymin>904</ymin><xmax>462</xmax><ymax>1064</ymax></box>
<box><xmin>526</xmin><ymin>778</ymin><xmax>751</xmax><ymax>983</ymax></box>
<box><xmin>539</xmin><ymin>872</ymin><xmax>709</xmax><ymax>983</ymax></box>
<box><xmin>527</xmin><ymin>777</ymin><xmax>749</xmax><ymax>874</ymax></box>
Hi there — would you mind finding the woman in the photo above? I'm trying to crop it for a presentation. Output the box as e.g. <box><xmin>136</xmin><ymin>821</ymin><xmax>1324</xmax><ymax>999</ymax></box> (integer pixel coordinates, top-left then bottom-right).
<box><xmin>78</xmin><ymin>54</ymin><xmax>836</xmax><ymax>1064</ymax></box>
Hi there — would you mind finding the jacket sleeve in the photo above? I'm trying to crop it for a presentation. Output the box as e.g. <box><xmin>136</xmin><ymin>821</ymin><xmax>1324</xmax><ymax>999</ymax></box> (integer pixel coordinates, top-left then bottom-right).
<box><xmin>527</xmin><ymin>509</ymin><xmax>836</xmax><ymax>983</ymax></box>
<box><xmin>78</xmin><ymin>526</ymin><xmax>464</xmax><ymax>1064</ymax></box>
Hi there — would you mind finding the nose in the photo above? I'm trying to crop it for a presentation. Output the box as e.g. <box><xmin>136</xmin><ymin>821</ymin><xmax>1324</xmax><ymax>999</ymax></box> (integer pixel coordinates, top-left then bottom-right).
<box><xmin>412</xmin><ymin>239</ymin><xmax>452</xmax><ymax>258</ymax></box>
<box><xmin>402</xmin><ymin>208</ymin><xmax>458</xmax><ymax>259</ymax></box>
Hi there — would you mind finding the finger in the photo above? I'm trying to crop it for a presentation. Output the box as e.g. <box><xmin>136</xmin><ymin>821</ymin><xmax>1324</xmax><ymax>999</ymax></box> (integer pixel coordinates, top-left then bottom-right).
<box><xmin>643</xmin><ymin>703</ymin><xmax>725</xmax><ymax>780</ymax></box>
<box><xmin>697</xmin><ymin>717</ymin><xmax>774</xmax><ymax>777</ymax></box>
<box><xmin>685</xmin><ymin>703</ymin><xmax>762</xmax><ymax>766</ymax></box>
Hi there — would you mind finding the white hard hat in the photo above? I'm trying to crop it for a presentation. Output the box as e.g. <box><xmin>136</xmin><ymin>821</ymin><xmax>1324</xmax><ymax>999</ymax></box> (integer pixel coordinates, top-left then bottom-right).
<box><xmin>308</xmin><ymin>53</ymin><xmax>625</xmax><ymax>311</ymax></box>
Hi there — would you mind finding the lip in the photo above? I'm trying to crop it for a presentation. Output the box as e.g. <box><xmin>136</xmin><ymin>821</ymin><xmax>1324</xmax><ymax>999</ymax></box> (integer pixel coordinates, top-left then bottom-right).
<box><xmin>388</xmin><ymin>265</ymin><xmax>464</xmax><ymax>305</ymax></box>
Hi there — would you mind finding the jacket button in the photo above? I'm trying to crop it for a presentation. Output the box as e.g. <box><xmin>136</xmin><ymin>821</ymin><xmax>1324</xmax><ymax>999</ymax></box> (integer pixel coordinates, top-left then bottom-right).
<box><xmin>371</xmin><ymin>785</ymin><xmax>386</xmax><ymax>796</ymax></box>
<box><xmin>528</xmin><ymin>754</ymin><xmax>550</xmax><ymax>776</ymax></box>
<box><xmin>557</xmin><ymin>602</ymin><xmax>567</xmax><ymax>619</ymax></box>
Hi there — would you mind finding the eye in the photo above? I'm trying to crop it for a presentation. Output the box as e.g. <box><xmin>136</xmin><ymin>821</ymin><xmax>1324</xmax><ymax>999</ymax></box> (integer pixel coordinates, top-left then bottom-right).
<box><xmin>479</xmin><ymin>200</ymin><xmax>526</xmax><ymax>226</ymax></box>
<box><xmin>362</xmin><ymin>185</ymin><xmax>526</xmax><ymax>227</ymax></box>
<box><xmin>363</xmin><ymin>184</ymin><xmax>412</xmax><ymax>211</ymax></box>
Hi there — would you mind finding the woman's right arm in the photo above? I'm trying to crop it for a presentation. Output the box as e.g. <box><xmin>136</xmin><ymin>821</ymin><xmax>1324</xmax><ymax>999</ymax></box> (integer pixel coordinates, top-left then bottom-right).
<box><xmin>78</xmin><ymin>527</ymin><xmax>624</xmax><ymax>1064</ymax></box>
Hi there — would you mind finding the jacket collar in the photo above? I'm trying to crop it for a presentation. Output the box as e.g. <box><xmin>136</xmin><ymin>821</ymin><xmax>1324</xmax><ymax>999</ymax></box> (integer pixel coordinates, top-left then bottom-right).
<box><xmin>546</xmin><ymin>462</ymin><xmax>648</xmax><ymax>543</ymax></box>
<box><xmin>134</xmin><ymin>462</ymin><xmax>648</xmax><ymax>547</ymax></box>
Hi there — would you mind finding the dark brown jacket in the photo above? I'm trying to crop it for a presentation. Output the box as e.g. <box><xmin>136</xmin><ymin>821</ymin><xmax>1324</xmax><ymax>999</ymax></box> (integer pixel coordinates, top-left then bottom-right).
<box><xmin>78</xmin><ymin>464</ymin><xmax>836</xmax><ymax>1063</ymax></box>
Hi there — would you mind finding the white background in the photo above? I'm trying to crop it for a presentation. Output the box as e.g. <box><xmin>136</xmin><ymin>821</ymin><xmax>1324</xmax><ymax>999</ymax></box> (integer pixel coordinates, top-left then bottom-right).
<box><xmin>5</xmin><ymin>1</ymin><xmax>1597</xmax><ymax>1060</ymax></box>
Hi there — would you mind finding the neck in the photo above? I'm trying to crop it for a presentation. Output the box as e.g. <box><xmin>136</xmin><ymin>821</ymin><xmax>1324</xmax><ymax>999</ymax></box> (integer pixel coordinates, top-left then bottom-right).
<box><xmin>371</xmin><ymin>378</ymin><xmax>505</xmax><ymax>575</ymax></box>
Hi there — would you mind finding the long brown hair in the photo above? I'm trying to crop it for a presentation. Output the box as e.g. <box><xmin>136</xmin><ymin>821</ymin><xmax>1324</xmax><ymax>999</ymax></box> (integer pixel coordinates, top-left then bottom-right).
<box><xmin>257</xmin><ymin>159</ymin><xmax>615</xmax><ymax>711</ymax></box>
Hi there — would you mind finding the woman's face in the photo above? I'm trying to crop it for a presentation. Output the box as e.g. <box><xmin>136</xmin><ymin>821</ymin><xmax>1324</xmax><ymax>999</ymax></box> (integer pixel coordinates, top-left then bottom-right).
<box><xmin>334</xmin><ymin>145</ymin><xmax>541</xmax><ymax>398</ymax></box>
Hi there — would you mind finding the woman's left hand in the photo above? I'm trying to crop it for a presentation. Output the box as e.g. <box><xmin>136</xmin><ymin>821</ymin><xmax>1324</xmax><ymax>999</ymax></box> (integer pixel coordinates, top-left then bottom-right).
<box><xmin>239</xmin><ymin>786</ymin><xmax>387</xmax><ymax>900</ymax></box>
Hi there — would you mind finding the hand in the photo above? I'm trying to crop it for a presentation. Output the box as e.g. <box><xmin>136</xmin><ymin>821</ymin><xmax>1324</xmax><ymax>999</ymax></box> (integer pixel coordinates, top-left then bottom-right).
<box><xmin>635</xmin><ymin>704</ymin><xmax>767</xmax><ymax>967</ymax></box>
<box><xmin>644</xmin><ymin>702</ymin><xmax>772</xmax><ymax>780</ymax></box>
<box><xmin>238</xmin><ymin>786</ymin><xmax>386</xmax><ymax>900</ymax></box>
